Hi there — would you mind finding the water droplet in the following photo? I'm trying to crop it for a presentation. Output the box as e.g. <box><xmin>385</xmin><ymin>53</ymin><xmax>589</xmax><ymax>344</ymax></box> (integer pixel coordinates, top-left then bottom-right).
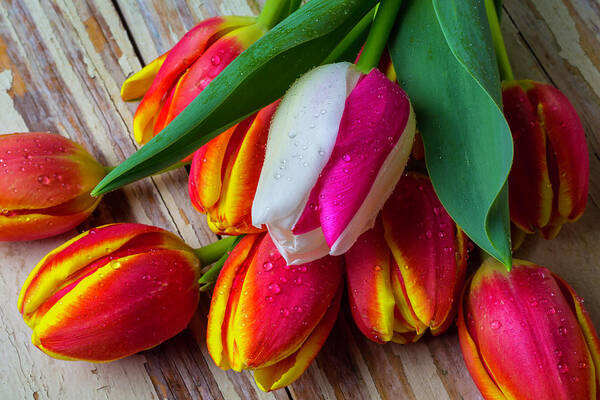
<box><xmin>529</xmin><ymin>297</ymin><xmax>538</xmax><ymax>307</ymax></box>
<box><xmin>112</xmin><ymin>261</ymin><xmax>122</xmax><ymax>270</ymax></box>
<box><xmin>433</xmin><ymin>207</ymin><xmax>441</xmax><ymax>216</ymax></box>
<box><xmin>293</xmin><ymin>305</ymin><xmax>303</xmax><ymax>313</ymax></box>
<box><xmin>265</xmin><ymin>295</ymin><xmax>274</xmax><ymax>303</ymax></box>
<box><xmin>557</xmin><ymin>362</ymin><xmax>569</xmax><ymax>373</ymax></box>
<box><xmin>577</xmin><ymin>361</ymin><xmax>588</xmax><ymax>369</ymax></box>
<box><xmin>268</xmin><ymin>283</ymin><xmax>281</xmax><ymax>294</ymax></box>
<box><xmin>491</xmin><ymin>320</ymin><xmax>501</xmax><ymax>330</ymax></box>
<box><xmin>342</xmin><ymin>154</ymin><xmax>351</xmax><ymax>162</ymax></box>
<box><xmin>318</xmin><ymin>150</ymin><xmax>325</xmax><ymax>156</ymax></box>
<box><xmin>438</xmin><ymin>231</ymin><xmax>446</xmax><ymax>238</ymax></box>
<box><xmin>373</xmin><ymin>265</ymin><xmax>382</xmax><ymax>272</ymax></box>
<box><xmin>425</xmin><ymin>230</ymin><xmax>433</xmax><ymax>239</ymax></box>
<box><xmin>37</xmin><ymin>175</ymin><xmax>51</xmax><ymax>185</ymax></box>
<box><xmin>211</xmin><ymin>55</ymin><xmax>221</xmax><ymax>65</ymax></box>
<box><xmin>288</xmin><ymin>131</ymin><xmax>297</xmax><ymax>138</ymax></box>
<box><xmin>554</xmin><ymin>349</ymin><xmax>563</xmax><ymax>357</ymax></box>
<box><xmin>547</xmin><ymin>307</ymin><xmax>557</xmax><ymax>315</ymax></box>
<box><xmin>570</xmin><ymin>376</ymin><xmax>579</xmax><ymax>383</ymax></box>
<box><xmin>274</xmin><ymin>173</ymin><xmax>281</xmax><ymax>180</ymax></box>
<box><xmin>558</xmin><ymin>326</ymin><xmax>568</xmax><ymax>336</ymax></box>
<box><xmin>295</xmin><ymin>277</ymin><xmax>302</xmax><ymax>285</ymax></box>
<box><xmin>280</xmin><ymin>307</ymin><xmax>290</xmax><ymax>317</ymax></box>
<box><xmin>299</xmin><ymin>265</ymin><xmax>307</xmax><ymax>273</ymax></box>
<box><xmin>320</xmin><ymin>109</ymin><xmax>326</xmax><ymax>115</ymax></box>
<box><xmin>263</xmin><ymin>261</ymin><xmax>273</xmax><ymax>271</ymax></box>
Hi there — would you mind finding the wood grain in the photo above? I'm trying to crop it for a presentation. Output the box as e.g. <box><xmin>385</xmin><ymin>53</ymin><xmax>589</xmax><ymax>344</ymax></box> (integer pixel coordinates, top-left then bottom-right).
<box><xmin>0</xmin><ymin>0</ymin><xmax>598</xmax><ymax>399</ymax></box>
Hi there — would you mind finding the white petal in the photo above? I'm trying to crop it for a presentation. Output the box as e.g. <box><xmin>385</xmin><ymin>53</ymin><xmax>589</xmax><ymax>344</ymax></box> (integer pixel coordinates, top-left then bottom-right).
<box><xmin>266</xmin><ymin>223</ymin><xmax>330</xmax><ymax>265</ymax></box>
<box><xmin>330</xmin><ymin>104</ymin><xmax>417</xmax><ymax>256</ymax></box>
<box><xmin>252</xmin><ymin>62</ymin><xmax>361</xmax><ymax>228</ymax></box>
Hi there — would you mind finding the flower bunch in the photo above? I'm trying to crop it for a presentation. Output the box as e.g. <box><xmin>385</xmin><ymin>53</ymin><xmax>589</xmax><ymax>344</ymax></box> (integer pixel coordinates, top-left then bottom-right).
<box><xmin>5</xmin><ymin>0</ymin><xmax>597</xmax><ymax>397</ymax></box>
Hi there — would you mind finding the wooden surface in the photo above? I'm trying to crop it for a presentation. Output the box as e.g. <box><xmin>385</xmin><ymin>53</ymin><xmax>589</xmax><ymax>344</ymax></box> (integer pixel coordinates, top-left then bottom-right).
<box><xmin>0</xmin><ymin>0</ymin><xmax>598</xmax><ymax>399</ymax></box>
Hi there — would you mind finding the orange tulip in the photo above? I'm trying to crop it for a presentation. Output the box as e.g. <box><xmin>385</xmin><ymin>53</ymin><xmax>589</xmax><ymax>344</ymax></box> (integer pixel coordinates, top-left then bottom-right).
<box><xmin>503</xmin><ymin>80</ymin><xmax>588</xmax><ymax>240</ymax></box>
<box><xmin>188</xmin><ymin>102</ymin><xmax>279</xmax><ymax>235</ymax></box>
<box><xmin>459</xmin><ymin>258</ymin><xmax>600</xmax><ymax>399</ymax></box>
<box><xmin>0</xmin><ymin>132</ymin><xmax>105</xmax><ymax>241</ymax></box>
<box><xmin>206</xmin><ymin>233</ymin><xmax>343</xmax><ymax>391</ymax></box>
<box><xmin>18</xmin><ymin>223</ymin><xmax>201</xmax><ymax>362</ymax></box>
<box><xmin>121</xmin><ymin>16</ymin><xmax>264</xmax><ymax>144</ymax></box>
<box><xmin>346</xmin><ymin>173</ymin><xmax>468</xmax><ymax>343</ymax></box>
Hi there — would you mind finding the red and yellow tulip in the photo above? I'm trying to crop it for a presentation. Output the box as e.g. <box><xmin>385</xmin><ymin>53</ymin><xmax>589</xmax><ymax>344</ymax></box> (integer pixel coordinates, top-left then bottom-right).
<box><xmin>458</xmin><ymin>258</ymin><xmax>600</xmax><ymax>399</ymax></box>
<box><xmin>18</xmin><ymin>223</ymin><xmax>201</xmax><ymax>362</ymax></box>
<box><xmin>345</xmin><ymin>173</ymin><xmax>468</xmax><ymax>343</ymax></box>
<box><xmin>188</xmin><ymin>101</ymin><xmax>279</xmax><ymax>235</ymax></box>
<box><xmin>121</xmin><ymin>16</ymin><xmax>265</xmax><ymax>144</ymax></box>
<box><xmin>0</xmin><ymin>132</ymin><xmax>106</xmax><ymax>241</ymax></box>
<box><xmin>503</xmin><ymin>80</ymin><xmax>589</xmax><ymax>240</ymax></box>
<box><xmin>206</xmin><ymin>233</ymin><xmax>343</xmax><ymax>391</ymax></box>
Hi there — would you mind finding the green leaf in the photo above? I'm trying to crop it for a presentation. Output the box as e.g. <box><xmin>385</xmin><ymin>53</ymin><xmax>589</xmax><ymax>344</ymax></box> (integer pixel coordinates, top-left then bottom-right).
<box><xmin>494</xmin><ymin>0</ymin><xmax>503</xmax><ymax>21</ymax></box>
<box><xmin>92</xmin><ymin>0</ymin><xmax>377</xmax><ymax>196</ymax></box>
<box><xmin>389</xmin><ymin>0</ymin><xmax>513</xmax><ymax>266</ymax></box>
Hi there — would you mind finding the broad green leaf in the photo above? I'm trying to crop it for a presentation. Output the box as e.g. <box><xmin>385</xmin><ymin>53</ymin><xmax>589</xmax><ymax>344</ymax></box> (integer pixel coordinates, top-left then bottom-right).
<box><xmin>93</xmin><ymin>0</ymin><xmax>377</xmax><ymax>196</ymax></box>
<box><xmin>389</xmin><ymin>0</ymin><xmax>513</xmax><ymax>266</ymax></box>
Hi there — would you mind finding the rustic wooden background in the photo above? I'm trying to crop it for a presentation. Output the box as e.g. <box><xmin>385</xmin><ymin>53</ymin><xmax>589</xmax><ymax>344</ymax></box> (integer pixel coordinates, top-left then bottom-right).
<box><xmin>0</xmin><ymin>0</ymin><xmax>598</xmax><ymax>399</ymax></box>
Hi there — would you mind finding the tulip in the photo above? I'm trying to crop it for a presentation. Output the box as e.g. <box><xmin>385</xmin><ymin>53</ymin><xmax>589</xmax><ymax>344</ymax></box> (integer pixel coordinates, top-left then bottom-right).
<box><xmin>458</xmin><ymin>258</ymin><xmax>600</xmax><ymax>399</ymax></box>
<box><xmin>206</xmin><ymin>233</ymin><xmax>343</xmax><ymax>391</ymax></box>
<box><xmin>121</xmin><ymin>16</ymin><xmax>264</xmax><ymax>144</ymax></box>
<box><xmin>18</xmin><ymin>223</ymin><xmax>201</xmax><ymax>362</ymax></box>
<box><xmin>188</xmin><ymin>101</ymin><xmax>279</xmax><ymax>235</ymax></box>
<box><xmin>345</xmin><ymin>173</ymin><xmax>468</xmax><ymax>343</ymax></box>
<box><xmin>0</xmin><ymin>132</ymin><xmax>106</xmax><ymax>241</ymax></box>
<box><xmin>503</xmin><ymin>80</ymin><xmax>589</xmax><ymax>240</ymax></box>
<box><xmin>252</xmin><ymin>62</ymin><xmax>416</xmax><ymax>264</ymax></box>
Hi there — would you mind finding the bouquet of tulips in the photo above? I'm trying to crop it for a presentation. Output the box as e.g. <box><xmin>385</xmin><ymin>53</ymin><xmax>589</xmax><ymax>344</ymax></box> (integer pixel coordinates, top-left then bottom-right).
<box><xmin>3</xmin><ymin>0</ymin><xmax>597</xmax><ymax>397</ymax></box>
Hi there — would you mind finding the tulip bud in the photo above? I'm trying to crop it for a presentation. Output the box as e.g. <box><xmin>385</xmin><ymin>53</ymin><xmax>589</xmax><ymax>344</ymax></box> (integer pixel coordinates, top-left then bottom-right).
<box><xmin>206</xmin><ymin>233</ymin><xmax>343</xmax><ymax>391</ymax></box>
<box><xmin>18</xmin><ymin>223</ymin><xmax>201</xmax><ymax>362</ymax></box>
<box><xmin>458</xmin><ymin>258</ymin><xmax>600</xmax><ymax>399</ymax></box>
<box><xmin>0</xmin><ymin>132</ymin><xmax>106</xmax><ymax>241</ymax></box>
<box><xmin>345</xmin><ymin>173</ymin><xmax>468</xmax><ymax>343</ymax></box>
<box><xmin>188</xmin><ymin>102</ymin><xmax>279</xmax><ymax>235</ymax></box>
<box><xmin>252</xmin><ymin>62</ymin><xmax>416</xmax><ymax>264</ymax></box>
<box><xmin>503</xmin><ymin>80</ymin><xmax>589</xmax><ymax>240</ymax></box>
<box><xmin>121</xmin><ymin>16</ymin><xmax>264</xmax><ymax>144</ymax></box>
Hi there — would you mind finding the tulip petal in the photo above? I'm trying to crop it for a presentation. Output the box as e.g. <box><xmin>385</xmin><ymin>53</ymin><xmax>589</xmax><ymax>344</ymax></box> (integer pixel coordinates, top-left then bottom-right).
<box><xmin>31</xmin><ymin>249</ymin><xmax>199</xmax><ymax>362</ymax></box>
<box><xmin>133</xmin><ymin>16</ymin><xmax>255</xmax><ymax>144</ymax></box>
<box><xmin>210</xmin><ymin>102</ymin><xmax>278</xmax><ymax>234</ymax></box>
<box><xmin>18</xmin><ymin>224</ymin><xmax>190</xmax><ymax>318</ymax></box>
<box><xmin>382</xmin><ymin>173</ymin><xmax>466</xmax><ymax>333</ymax></box>
<box><xmin>553</xmin><ymin>273</ymin><xmax>600</xmax><ymax>395</ymax></box>
<box><xmin>266</xmin><ymin>224</ymin><xmax>330</xmax><ymax>266</ymax></box>
<box><xmin>345</xmin><ymin>221</ymin><xmax>395</xmax><ymax>343</ymax></box>
<box><xmin>121</xmin><ymin>52</ymin><xmax>169</xmax><ymax>101</ymax></box>
<box><xmin>534</xmin><ymin>82</ymin><xmax>589</xmax><ymax>238</ymax></box>
<box><xmin>252</xmin><ymin>62</ymin><xmax>361</xmax><ymax>229</ymax></box>
<box><xmin>315</xmin><ymin>68</ymin><xmax>416</xmax><ymax>255</ymax></box>
<box><xmin>206</xmin><ymin>235</ymin><xmax>261</xmax><ymax>369</ymax></box>
<box><xmin>0</xmin><ymin>195</ymin><xmax>101</xmax><ymax>242</ymax></box>
<box><xmin>253</xmin><ymin>286</ymin><xmax>342</xmax><ymax>391</ymax></box>
<box><xmin>231</xmin><ymin>234</ymin><xmax>343</xmax><ymax>368</ymax></box>
<box><xmin>457</xmin><ymin>276</ymin><xmax>507</xmax><ymax>400</ymax></box>
<box><xmin>503</xmin><ymin>81</ymin><xmax>553</xmax><ymax>233</ymax></box>
<box><xmin>463</xmin><ymin>259</ymin><xmax>595</xmax><ymax>400</ymax></box>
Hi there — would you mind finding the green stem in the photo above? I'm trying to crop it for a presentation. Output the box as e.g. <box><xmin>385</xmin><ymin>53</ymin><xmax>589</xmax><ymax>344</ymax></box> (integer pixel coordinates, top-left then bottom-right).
<box><xmin>355</xmin><ymin>0</ymin><xmax>403</xmax><ymax>73</ymax></box>
<box><xmin>257</xmin><ymin>0</ymin><xmax>296</xmax><ymax>30</ymax></box>
<box><xmin>197</xmin><ymin>236</ymin><xmax>245</xmax><ymax>291</ymax></box>
<box><xmin>324</xmin><ymin>6</ymin><xmax>376</xmax><ymax>65</ymax></box>
<box><xmin>484</xmin><ymin>0</ymin><xmax>514</xmax><ymax>81</ymax></box>
<box><xmin>193</xmin><ymin>235</ymin><xmax>239</xmax><ymax>266</ymax></box>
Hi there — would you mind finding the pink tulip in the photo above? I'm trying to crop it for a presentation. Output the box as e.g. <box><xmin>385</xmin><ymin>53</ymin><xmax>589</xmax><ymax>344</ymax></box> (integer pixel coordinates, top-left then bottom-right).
<box><xmin>252</xmin><ymin>62</ymin><xmax>416</xmax><ymax>264</ymax></box>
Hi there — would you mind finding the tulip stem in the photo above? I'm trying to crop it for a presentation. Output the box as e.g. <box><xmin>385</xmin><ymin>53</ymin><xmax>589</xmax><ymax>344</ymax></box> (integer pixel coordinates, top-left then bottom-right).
<box><xmin>484</xmin><ymin>0</ymin><xmax>514</xmax><ymax>81</ymax></box>
<box><xmin>194</xmin><ymin>235</ymin><xmax>240</xmax><ymax>266</ymax></box>
<box><xmin>257</xmin><ymin>0</ymin><xmax>299</xmax><ymax>30</ymax></box>
<box><xmin>197</xmin><ymin>236</ymin><xmax>245</xmax><ymax>291</ymax></box>
<box><xmin>324</xmin><ymin>6</ymin><xmax>377</xmax><ymax>65</ymax></box>
<box><xmin>355</xmin><ymin>0</ymin><xmax>402</xmax><ymax>74</ymax></box>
